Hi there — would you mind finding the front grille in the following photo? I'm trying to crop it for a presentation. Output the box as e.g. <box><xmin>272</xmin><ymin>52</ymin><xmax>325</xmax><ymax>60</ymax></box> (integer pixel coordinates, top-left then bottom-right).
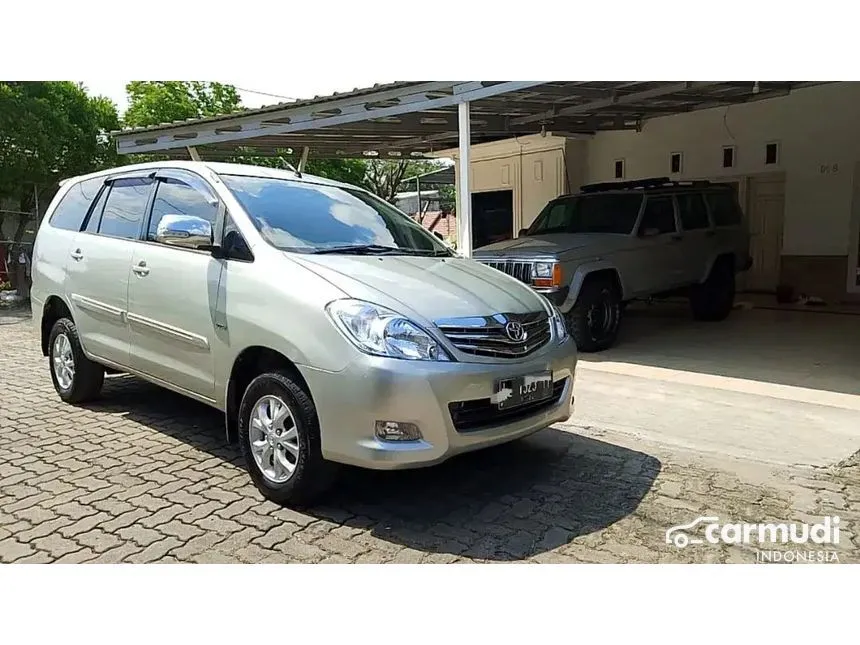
<box><xmin>449</xmin><ymin>378</ymin><xmax>568</xmax><ymax>432</ymax></box>
<box><xmin>436</xmin><ymin>311</ymin><xmax>552</xmax><ymax>359</ymax></box>
<box><xmin>481</xmin><ymin>259</ymin><xmax>533</xmax><ymax>284</ymax></box>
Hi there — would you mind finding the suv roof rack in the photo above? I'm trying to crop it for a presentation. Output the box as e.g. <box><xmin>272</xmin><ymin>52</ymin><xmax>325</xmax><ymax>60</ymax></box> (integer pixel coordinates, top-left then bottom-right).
<box><xmin>580</xmin><ymin>177</ymin><xmax>719</xmax><ymax>194</ymax></box>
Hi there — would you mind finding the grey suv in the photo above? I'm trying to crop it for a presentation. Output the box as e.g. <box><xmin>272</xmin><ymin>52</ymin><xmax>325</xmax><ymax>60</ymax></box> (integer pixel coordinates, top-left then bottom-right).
<box><xmin>474</xmin><ymin>177</ymin><xmax>751</xmax><ymax>352</ymax></box>
<box><xmin>30</xmin><ymin>161</ymin><xmax>577</xmax><ymax>505</ymax></box>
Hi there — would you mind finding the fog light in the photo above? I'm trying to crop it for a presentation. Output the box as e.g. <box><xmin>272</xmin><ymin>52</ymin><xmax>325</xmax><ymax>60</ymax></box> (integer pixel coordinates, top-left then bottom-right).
<box><xmin>375</xmin><ymin>421</ymin><xmax>422</xmax><ymax>441</ymax></box>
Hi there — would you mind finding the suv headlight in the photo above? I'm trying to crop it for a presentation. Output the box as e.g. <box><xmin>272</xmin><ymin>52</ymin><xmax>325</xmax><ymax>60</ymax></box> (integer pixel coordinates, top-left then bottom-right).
<box><xmin>533</xmin><ymin>262</ymin><xmax>555</xmax><ymax>278</ymax></box>
<box><xmin>326</xmin><ymin>299</ymin><xmax>451</xmax><ymax>361</ymax></box>
<box><xmin>532</xmin><ymin>261</ymin><xmax>562</xmax><ymax>288</ymax></box>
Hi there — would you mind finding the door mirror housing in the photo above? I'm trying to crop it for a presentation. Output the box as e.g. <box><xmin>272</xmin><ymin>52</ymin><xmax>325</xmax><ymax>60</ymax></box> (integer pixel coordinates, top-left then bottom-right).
<box><xmin>155</xmin><ymin>214</ymin><xmax>215</xmax><ymax>250</ymax></box>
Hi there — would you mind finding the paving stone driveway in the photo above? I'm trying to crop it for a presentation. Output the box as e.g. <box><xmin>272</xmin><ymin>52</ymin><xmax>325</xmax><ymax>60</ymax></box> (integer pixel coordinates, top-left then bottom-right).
<box><xmin>1</xmin><ymin>313</ymin><xmax>858</xmax><ymax>563</ymax></box>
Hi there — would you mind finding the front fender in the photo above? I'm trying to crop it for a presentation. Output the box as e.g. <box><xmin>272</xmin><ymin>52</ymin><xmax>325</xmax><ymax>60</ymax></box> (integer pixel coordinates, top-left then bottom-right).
<box><xmin>557</xmin><ymin>261</ymin><xmax>624</xmax><ymax>313</ymax></box>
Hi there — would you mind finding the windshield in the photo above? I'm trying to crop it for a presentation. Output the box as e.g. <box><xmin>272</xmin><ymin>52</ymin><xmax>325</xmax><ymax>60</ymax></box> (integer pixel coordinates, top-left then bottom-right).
<box><xmin>526</xmin><ymin>193</ymin><xmax>643</xmax><ymax>235</ymax></box>
<box><xmin>220</xmin><ymin>174</ymin><xmax>452</xmax><ymax>255</ymax></box>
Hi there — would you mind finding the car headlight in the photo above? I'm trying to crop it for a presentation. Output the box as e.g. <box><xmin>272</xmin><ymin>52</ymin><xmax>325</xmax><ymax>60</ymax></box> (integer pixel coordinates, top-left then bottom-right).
<box><xmin>326</xmin><ymin>299</ymin><xmax>450</xmax><ymax>361</ymax></box>
<box><xmin>539</xmin><ymin>296</ymin><xmax>568</xmax><ymax>344</ymax></box>
<box><xmin>533</xmin><ymin>262</ymin><xmax>555</xmax><ymax>278</ymax></box>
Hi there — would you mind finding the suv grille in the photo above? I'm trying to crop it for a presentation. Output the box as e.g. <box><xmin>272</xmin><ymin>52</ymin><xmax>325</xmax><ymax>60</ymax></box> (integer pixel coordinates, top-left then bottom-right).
<box><xmin>480</xmin><ymin>259</ymin><xmax>533</xmax><ymax>284</ymax></box>
<box><xmin>449</xmin><ymin>378</ymin><xmax>568</xmax><ymax>432</ymax></box>
<box><xmin>435</xmin><ymin>311</ymin><xmax>551</xmax><ymax>359</ymax></box>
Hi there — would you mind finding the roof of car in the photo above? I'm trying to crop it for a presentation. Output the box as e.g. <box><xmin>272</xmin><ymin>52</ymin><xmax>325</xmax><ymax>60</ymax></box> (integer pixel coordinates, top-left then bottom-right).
<box><xmin>61</xmin><ymin>160</ymin><xmax>354</xmax><ymax>190</ymax></box>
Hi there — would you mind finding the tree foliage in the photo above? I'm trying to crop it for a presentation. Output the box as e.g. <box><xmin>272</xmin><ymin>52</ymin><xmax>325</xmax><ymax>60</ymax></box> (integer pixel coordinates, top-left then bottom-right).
<box><xmin>363</xmin><ymin>159</ymin><xmax>443</xmax><ymax>203</ymax></box>
<box><xmin>0</xmin><ymin>81</ymin><xmax>119</xmax><ymax>198</ymax></box>
<box><xmin>123</xmin><ymin>81</ymin><xmax>242</xmax><ymax>128</ymax></box>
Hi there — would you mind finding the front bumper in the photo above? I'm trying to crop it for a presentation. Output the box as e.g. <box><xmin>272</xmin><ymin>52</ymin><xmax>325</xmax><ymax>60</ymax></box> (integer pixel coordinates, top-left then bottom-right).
<box><xmin>299</xmin><ymin>338</ymin><xmax>577</xmax><ymax>470</ymax></box>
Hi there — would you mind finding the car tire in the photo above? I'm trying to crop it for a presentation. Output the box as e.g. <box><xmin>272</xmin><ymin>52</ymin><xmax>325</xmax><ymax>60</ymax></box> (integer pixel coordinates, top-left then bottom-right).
<box><xmin>238</xmin><ymin>370</ymin><xmax>336</xmax><ymax>507</ymax></box>
<box><xmin>566</xmin><ymin>278</ymin><xmax>622</xmax><ymax>352</ymax></box>
<box><xmin>690</xmin><ymin>259</ymin><xmax>735</xmax><ymax>321</ymax></box>
<box><xmin>48</xmin><ymin>317</ymin><xmax>105</xmax><ymax>404</ymax></box>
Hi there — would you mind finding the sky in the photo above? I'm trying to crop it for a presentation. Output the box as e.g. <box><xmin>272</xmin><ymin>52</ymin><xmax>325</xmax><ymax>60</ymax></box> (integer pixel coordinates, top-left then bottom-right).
<box><xmin>80</xmin><ymin>79</ymin><xmax>390</xmax><ymax>116</ymax></box>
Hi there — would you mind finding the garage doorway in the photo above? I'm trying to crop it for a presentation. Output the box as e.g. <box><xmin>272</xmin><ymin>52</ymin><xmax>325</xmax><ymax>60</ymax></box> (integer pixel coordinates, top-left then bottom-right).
<box><xmin>744</xmin><ymin>174</ymin><xmax>786</xmax><ymax>292</ymax></box>
<box><xmin>472</xmin><ymin>189</ymin><xmax>513</xmax><ymax>249</ymax></box>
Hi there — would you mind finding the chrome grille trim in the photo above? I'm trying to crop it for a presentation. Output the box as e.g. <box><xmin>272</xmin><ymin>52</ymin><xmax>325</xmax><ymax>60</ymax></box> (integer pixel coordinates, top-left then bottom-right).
<box><xmin>435</xmin><ymin>311</ymin><xmax>552</xmax><ymax>359</ymax></box>
<box><xmin>480</xmin><ymin>259</ymin><xmax>534</xmax><ymax>284</ymax></box>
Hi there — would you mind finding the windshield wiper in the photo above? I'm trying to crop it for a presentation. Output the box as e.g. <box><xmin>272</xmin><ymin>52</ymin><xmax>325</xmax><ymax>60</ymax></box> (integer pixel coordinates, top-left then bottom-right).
<box><xmin>312</xmin><ymin>244</ymin><xmax>403</xmax><ymax>255</ymax></box>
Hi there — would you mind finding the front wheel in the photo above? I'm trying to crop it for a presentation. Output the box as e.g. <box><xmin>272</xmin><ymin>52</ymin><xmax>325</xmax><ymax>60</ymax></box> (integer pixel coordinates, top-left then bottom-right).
<box><xmin>566</xmin><ymin>279</ymin><xmax>622</xmax><ymax>352</ymax></box>
<box><xmin>238</xmin><ymin>370</ymin><xmax>336</xmax><ymax>506</ymax></box>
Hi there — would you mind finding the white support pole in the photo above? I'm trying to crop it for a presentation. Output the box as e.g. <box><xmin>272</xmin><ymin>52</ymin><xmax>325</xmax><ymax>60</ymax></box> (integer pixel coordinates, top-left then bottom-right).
<box><xmin>187</xmin><ymin>146</ymin><xmax>201</xmax><ymax>161</ymax></box>
<box><xmin>298</xmin><ymin>146</ymin><xmax>310</xmax><ymax>172</ymax></box>
<box><xmin>457</xmin><ymin>101</ymin><xmax>472</xmax><ymax>257</ymax></box>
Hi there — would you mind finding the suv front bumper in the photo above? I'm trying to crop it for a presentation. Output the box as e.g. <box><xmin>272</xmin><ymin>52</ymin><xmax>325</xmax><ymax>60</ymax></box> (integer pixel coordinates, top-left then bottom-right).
<box><xmin>299</xmin><ymin>339</ymin><xmax>577</xmax><ymax>470</ymax></box>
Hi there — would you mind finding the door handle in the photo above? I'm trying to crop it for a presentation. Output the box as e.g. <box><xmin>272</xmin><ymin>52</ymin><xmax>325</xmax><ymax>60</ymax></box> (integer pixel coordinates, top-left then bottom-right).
<box><xmin>70</xmin><ymin>249</ymin><xmax>83</xmax><ymax>261</ymax></box>
<box><xmin>670</xmin><ymin>234</ymin><xmax>683</xmax><ymax>242</ymax></box>
<box><xmin>132</xmin><ymin>260</ymin><xmax>150</xmax><ymax>276</ymax></box>
<box><xmin>705</xmin><ymin>230</ymin><xmax>716</xmax><ymax>237</ymax></box>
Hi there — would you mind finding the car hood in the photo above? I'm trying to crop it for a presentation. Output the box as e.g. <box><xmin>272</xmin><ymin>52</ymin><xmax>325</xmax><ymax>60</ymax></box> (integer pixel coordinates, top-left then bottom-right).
<box><xmin>289</xmin><ymin>253</ymin><xmax>548</xmax><ymax>322</ymax></box>
<box><xmin>474</xmin><ymin>233</ymin><xmax>632</xmax><ymax>258</ymax></box>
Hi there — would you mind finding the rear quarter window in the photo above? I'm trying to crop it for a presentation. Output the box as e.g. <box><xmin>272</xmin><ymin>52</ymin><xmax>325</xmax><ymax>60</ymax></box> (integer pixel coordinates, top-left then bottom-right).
<box><xmin>48</xmin><ymin>177</ymin><xmax>104</xmax><ymax>232</ymax></box>
<box><xmin>705</xmin><ymin>190</ymin><xmax>743</xmax><ymax>227</ymax></box>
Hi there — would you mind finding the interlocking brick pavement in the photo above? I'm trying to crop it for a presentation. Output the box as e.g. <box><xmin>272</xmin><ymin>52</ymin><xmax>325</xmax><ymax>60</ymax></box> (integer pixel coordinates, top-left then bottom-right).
<box><xmin>1</xmin><ymin>312</ymin><xmax>858</xmax><ymax>563</ymax></box>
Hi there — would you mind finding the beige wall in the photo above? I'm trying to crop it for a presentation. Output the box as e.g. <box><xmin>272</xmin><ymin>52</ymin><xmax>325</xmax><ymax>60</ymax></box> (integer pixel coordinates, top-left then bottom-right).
<box><xmin>443</xmin><ymin>134</ymin><xmax>572</xmax><ymax>232</ymax></box>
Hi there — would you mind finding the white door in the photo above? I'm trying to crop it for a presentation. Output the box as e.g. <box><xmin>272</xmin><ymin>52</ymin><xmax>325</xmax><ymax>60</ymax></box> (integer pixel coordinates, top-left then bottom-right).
<box><xmin>66</xmin><ymin>175</ymin><xmax>155</xmax><ymax>366</ymax></box>
<box><xmin>745</xmin><ymin>175</ymin><xmax>785</xmax><ymax>292</ymax></box>
<box><xmin>126</xmin><ymin>171</ymin><xmax>222</xmax><ymax>401</ymax></box>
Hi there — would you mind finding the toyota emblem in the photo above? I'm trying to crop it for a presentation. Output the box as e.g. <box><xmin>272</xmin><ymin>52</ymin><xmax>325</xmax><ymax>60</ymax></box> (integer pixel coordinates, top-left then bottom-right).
<box><xmin>505</xmin><ymin>321</ymin><xmax>526</xmax><ymax>342</ymax></box>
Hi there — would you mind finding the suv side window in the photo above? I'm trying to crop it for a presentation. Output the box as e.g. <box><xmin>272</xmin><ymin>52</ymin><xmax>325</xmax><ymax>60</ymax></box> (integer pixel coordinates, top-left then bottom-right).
<box><xmin>677</xmin><ymin>193</ymin><xmax>711</xmax><ymax>230</ymax></box>
<box><xmin>98</xmin><ymin>177</ymin><xmax>154</xmax><ymax>240</ymax></box>
<box><xmin>639</xmin><ymin>196</ymin><xmax>677</xmax><ymax>235</ymax></box>
<box><xmin>705</xmin><ymin>190</ymin><xmax>743</xmax><ymax>227</ymax></box>
<box><xmin>48</xmin><ymin>177</ymin><xmax>104</xmax><ymax>231</ymax></box>
<box><xmin>148</xmin><ymin>177</ymin><xmax>219</xmax><ymax>243</ymax></box>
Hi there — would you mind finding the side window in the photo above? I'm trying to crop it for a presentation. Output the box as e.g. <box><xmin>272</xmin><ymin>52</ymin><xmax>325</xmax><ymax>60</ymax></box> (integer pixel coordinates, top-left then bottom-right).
<box><xmin>83</xmin><ymin>183</ymin><xmax>111</xmax><ymax>233</ymax></box>
<box><xmin>222</xmin><ymin>215</ymin><xmax>254</xmax><ymax>262</ymax></box>
<box><xmin>98</xmin><ymin>177</ymin><xmax>153</xmax><ymax>240</ymax></box>
<box><xmin>48</xmin><ymin>177</ymin><xmax>103</xmax><ymax>231</ymax></box>
<box><xmin>705</xmin><ymin>190</ymin><xmax>743</xmax><ymax>227</ymax></box>
<box><xmin>639</xmin><ymin>196</ymin><xmax>677</xmax><ymax>235</ymax></box>
<box><xmin>677</xmin><ymin>193</ymin><xmax>711</xmax><ymax>231</ymax></box>
<box><xmin>148</xmin><ymin>177</ymin><xmax>219</xmax><ymax>242</ymax></box>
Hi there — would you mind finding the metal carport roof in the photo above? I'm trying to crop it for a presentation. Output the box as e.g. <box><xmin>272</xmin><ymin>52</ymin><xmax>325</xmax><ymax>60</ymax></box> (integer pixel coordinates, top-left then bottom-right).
<box><xmin>112</xmin><ymin>81</ymin><xmax>825</xmax><ymax>160</ymax></box>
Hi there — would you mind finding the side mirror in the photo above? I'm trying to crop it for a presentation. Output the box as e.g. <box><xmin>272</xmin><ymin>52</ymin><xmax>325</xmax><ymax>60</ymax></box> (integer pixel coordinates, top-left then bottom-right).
<box><xmin>518</xmin><ymin>228</ymin><xmax>528</xmax><ymax>238</ymax></box>
<box><xmin>155</xmin><ymin>214</ymin><xmax>214</xmax><ymax>250</ymax></box>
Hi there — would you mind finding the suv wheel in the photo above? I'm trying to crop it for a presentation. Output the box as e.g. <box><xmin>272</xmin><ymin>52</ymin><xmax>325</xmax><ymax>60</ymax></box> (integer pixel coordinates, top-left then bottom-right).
<box><xmin>48</xmin><ymin>317</ymin><xmax>105</xmax><ymax>403</ymax></box>
<box><xmin>690</xmin><ymin>259</ymin><xmax>735</xmax><ymax>321</ymax></box>
<box><xmin>238</xmin><ymin>370</ymin><xmax>336</xmax><ymax>506</ymax></box>
<box><xmin>567</xmin><ymin>278</ymin><xmax>622</xmax><ymax>352</ymax></box>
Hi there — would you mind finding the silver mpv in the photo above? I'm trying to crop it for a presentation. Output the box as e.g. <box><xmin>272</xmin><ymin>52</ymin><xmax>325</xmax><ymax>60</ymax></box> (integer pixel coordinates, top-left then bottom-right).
<box><xmin>31</xmin><ymin>161</ymin><xmax>577</xmax><ymax>505</ymax></box>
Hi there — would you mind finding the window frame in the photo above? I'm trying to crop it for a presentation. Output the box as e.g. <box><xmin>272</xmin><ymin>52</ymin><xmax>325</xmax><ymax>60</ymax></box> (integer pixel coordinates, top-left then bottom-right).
<box><xmin>635</xmin><ymin>193</ymin><xmax>680</xmax><ymax>237</ymax></box>
<box><xmin>94</xmin><ymin>175</ymin><xmax>157</xmax><ymax>241</ymax></box>
<box><xmin>676</xmin><ymin>191</ymin><xmax>712</xmax><ymax>232</ymax></box>
<box><xmin>47</xmin><ymin>177</ymin><xmax>106</xmax><ymax>232</ymax></box>
<box><xmin>144</xmin><ymin>170</ymin><xmax>221</xmax><ymax>252</ymax></box>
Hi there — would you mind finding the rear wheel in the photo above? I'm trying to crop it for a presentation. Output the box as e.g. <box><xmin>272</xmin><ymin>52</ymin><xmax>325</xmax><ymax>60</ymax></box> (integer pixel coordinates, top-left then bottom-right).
<box><xmin>238</xmin><ymin>370</ymin><xmax>336</xmax><ymax>506</ymax></box>
<box><xmin>566</xmin><ymin>278</ymin><xmax>622</xmax><ymax>352</ymax></box>
<box><xmin>690</xmin><ymin>259</ymin><xmax>735</xmax><ymax>321</ymax></box>
<box><xmin>48</xmin><ymin>317</ymin><xmax>104</xmax><ymax>403</ymax></box>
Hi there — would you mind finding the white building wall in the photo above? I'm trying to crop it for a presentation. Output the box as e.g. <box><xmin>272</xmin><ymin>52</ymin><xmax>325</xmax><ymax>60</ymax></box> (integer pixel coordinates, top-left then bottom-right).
<box><xmin>586</xmin><ymin>83</ymin><xmax>860</xmax><ymax>257</ymax></box>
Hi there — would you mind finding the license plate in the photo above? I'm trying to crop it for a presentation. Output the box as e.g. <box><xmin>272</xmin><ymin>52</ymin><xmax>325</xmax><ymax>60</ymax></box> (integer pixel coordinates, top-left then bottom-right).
<box><xmin>494</xmin><ymin>371</ymin><xmax>553</xmax><ymax>410</ymax></box>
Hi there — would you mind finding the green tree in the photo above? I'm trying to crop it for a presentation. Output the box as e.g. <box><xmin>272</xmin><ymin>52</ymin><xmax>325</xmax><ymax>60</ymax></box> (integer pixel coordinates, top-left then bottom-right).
<box><xmin>363</xmin><ymin>159</ymin><xmax>444</xmax><ymax>203</ymax></box>
<box><xmin>123</xmin><ymin>81</ymin><xmax>242</xmax><ymax>128</ymax></box>
<box><xmin>0</xmin><ymin>81</ymin><xmax>119</xmax><ymax>289</ymax></box>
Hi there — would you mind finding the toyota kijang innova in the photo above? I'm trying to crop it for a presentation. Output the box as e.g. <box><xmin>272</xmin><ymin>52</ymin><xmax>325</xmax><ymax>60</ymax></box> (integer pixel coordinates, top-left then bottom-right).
<box><xmin>31</xmin><ymin>161</ymin><xmax>577</xmax><ymax>505</ymax></box>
